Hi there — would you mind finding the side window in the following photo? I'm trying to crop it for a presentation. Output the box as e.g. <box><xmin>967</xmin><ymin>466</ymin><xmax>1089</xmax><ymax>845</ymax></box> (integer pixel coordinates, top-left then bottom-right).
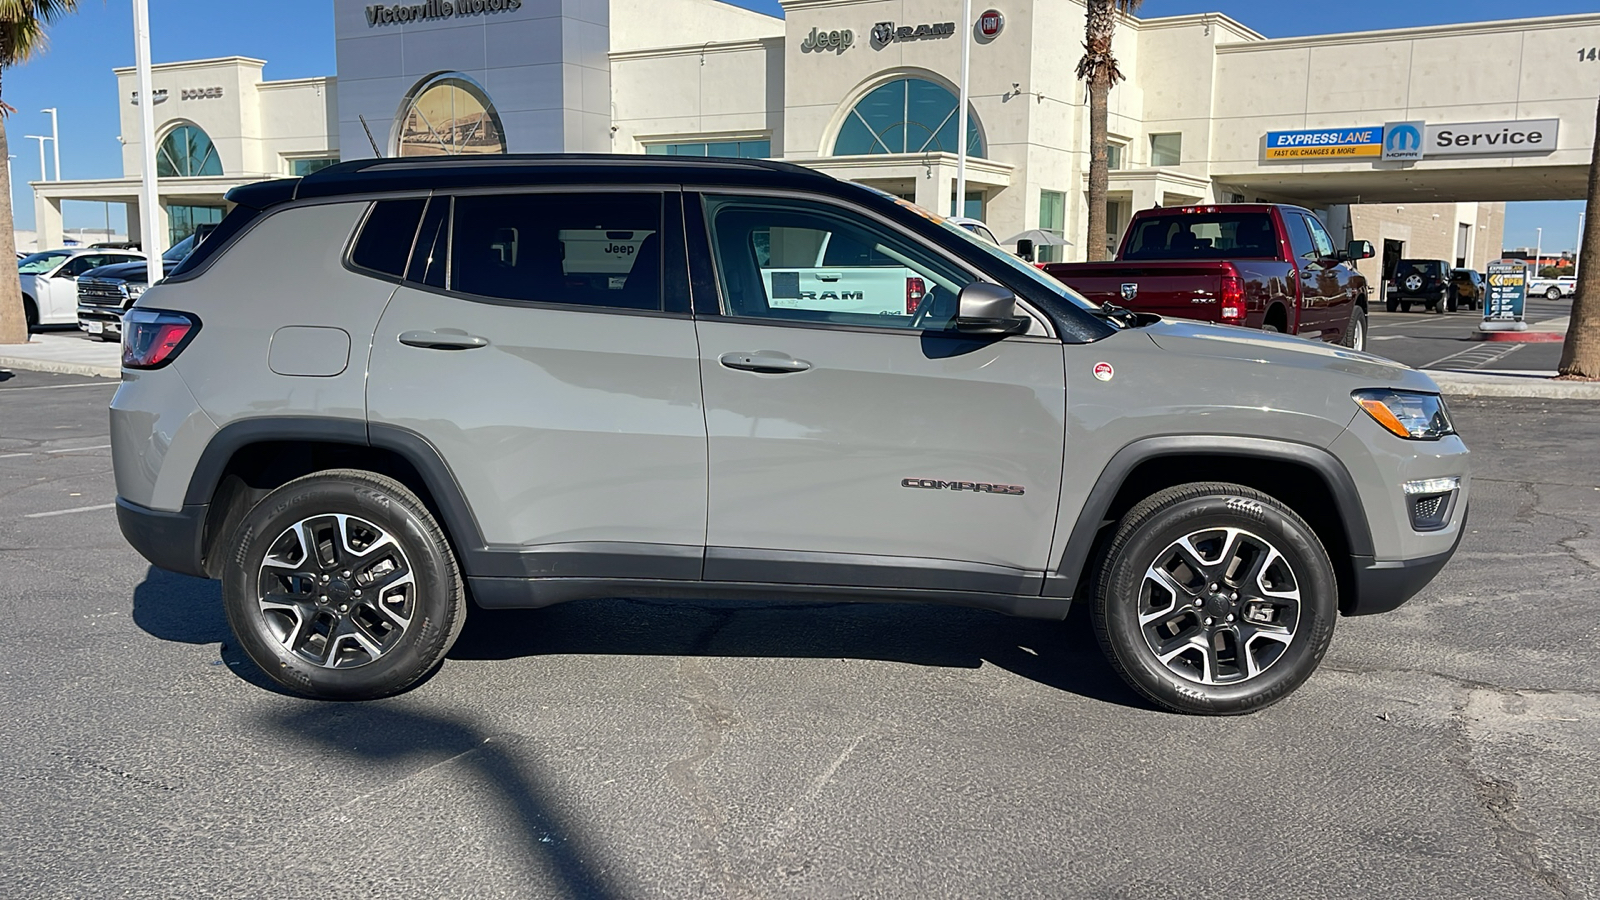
<box><xmin>408</xmin><ymin>197</ymin><xmax>450</xmax><ymax>289</ymax></box>
<box><xmin>448</xmin><ymin>193</ymin><xmax>663</xmax><ymax>311</ymax></box>
<box><xmin>1303</xmin><ymin>215</ymin><xmax>1337</xmax><ymax>260</ymax></box>
<box><xmin>703</xmin><ymin>194</ymin><xmax>974</xmax><ymax>330</ymax></box>
<box><xmin>1284</xmin><ymin>214</ymin><xmax>1318</xmax><ymax>265</ymax></box>
<box><xmin>58</xmin><ymin>256</ymin><xmax>92</xmax><ymax>277</ymax></box>
<box><xmin>351</xmin><ymin>198</ymin><xmax>426</xmax><ymax>278</ymax></box>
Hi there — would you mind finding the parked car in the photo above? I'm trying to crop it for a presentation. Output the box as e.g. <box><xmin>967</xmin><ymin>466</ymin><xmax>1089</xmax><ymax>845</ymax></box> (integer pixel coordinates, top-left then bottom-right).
<box><xmin>112</xmin><ymin>155</ymin><xmax>1468</xmax><ymax>715</ymax></box>
<box><xmin>1448</xmin><ymin>269</ymin><xmax>1484</xmax><ymax>312</ymax></box>
<box><xmin>76</xmin><ymin>232</ymin><xmax>206</xmax><ymax>341</ymax></box>
<box><xmin>1041</xmin><ymin>204</ymin><xmax>1373</xmax><ymax>351</ymax></box>
<box><xmin>1527</xmin><ymin>273</ymin><xmax>1576</xmax><ymax>300</ymax></box>
<box><xmin>947</xmin><ymin>216</ymin><xmax>1001</xmax><ymax>247</ymax></box>
<box><xmin>16</xmin><ymin>247</ymin><xmax>143</xmax><ymax>330</ymax></box>
<box><xmin>1388</xmin><ymin>259</ymin><xmax>1453</xmax><ymax>314</ymax></box>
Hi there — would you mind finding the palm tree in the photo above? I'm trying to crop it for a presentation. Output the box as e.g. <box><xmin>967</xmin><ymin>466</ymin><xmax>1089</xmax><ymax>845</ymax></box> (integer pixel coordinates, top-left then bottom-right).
<box><xmin>1557</xmin><ymin>92</ymin><xmax>1600</xmax><ymax>381</ymax></box>
<box><xmin>1077</xmin><ymin>0</ymin><xmax>1142</xmax><ymax>262</ymax></box>
<box><xmin>0</xmin><ymin>1</ymin><xmax>81</xmax><ymax>345</ymax></box>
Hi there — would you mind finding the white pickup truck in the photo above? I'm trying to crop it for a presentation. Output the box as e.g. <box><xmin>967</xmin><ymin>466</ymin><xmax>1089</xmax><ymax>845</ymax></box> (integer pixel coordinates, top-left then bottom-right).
<box><xmin>759</xmin><ymin>229</ymin><xmax>928</xmax><ymax>317</ymax></box>
<box><xmin>1526</xmin><ymin>274</ymin><xmax>1576</xmax><ymax>300</ymax></box>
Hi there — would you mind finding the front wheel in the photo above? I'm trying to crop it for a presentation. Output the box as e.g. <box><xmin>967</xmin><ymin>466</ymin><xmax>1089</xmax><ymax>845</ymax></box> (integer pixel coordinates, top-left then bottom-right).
<box><xmin>1090</xmin><ymin>483</ymin><xmax>1338</xmax><ymax>715</ymax></box>
<box><xmin>221</xmin><ymin>469</ymin><xmax>467</xmax><ymax>700</ymax></box>
<box><xmin>1547</xmin><ymin>287</ymin><xmax>1563</xmax><ymax>300</ymax></box>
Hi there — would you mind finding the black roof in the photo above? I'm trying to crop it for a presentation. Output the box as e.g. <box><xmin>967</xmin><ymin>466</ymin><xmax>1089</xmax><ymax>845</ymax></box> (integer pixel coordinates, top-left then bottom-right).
<box><xmin>226</xmin><ymin>154</ymin><xmax>841</xmax><ymax>209</ymax></box>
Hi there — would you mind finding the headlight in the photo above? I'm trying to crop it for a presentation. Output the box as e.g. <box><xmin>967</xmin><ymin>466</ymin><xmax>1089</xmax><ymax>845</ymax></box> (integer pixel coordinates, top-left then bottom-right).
<box><xmin>125</xmin><ymin>283</ymin><xmax>147</xmax><ymax>298</ymax></box>
<box><xmin>1352</xmin><ymin>389</ymin><xmax>1455</xmax><ymax>440</ymax></box>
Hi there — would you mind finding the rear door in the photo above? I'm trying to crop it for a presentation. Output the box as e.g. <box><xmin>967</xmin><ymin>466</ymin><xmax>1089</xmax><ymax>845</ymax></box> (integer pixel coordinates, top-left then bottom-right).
<box><xmin>366</xmin><ymin>189</ymin><xmax>708</xmax><ymax>581</ymax></box>
<box><xmin>689</xmin><ymin>191</ymin><xmax>1066</xmax><ymax>593</ymax></box>
<box><xmin>1299</xmin><ymin>213</ymin><xmax>1354</xmax><ymax>342</ymax></box>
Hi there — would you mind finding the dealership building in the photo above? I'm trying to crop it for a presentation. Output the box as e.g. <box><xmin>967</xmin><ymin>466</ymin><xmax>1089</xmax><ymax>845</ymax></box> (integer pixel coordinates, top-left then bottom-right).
<box><xmin>32</xmin><ymin>0</ymin><xmax>1600</xmax><ymax>277</ymax></box>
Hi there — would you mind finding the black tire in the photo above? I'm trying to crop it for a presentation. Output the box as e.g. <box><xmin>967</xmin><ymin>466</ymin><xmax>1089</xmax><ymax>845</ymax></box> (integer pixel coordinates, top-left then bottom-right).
<box><xmin>222</xmin><ymin>469</ymin><xmax>467</xmax><ymax>700</ymax></box>
<box><xmin>1385</xmin><ymin>297</ymin><xmax>1398</xmax><ymax>313</ymax></box>
<box><xmin>1432</xmin><ymin>297</ymin><xmax>1445</xmax><ymax>315</ymax></box>
<box><xmin>1446</xmin><ymin>296</ymin><xmax>1458</xmax><ymax>312</ymax></box>
<box><xmin>1342</xmin><ymin>304</ymin><xmax>1367</xmax><ymax>351</ymax></box>
<box><xmin>1260</xmin><ymin>323</ymin><xmax>1279</xmax><ymax>334</ymax></box>
<box><xmin>23</xmin><ymin>297</ymin><xmax>38</xmax><ymax>332</ymax></box>
<box><xmin>1400</xmin><ymin>301</ymin><xmax>1411</xmax><ymax>313</ymax></box>
<box><xmin>1090</xmin><ymin>483</ymin><xmax>1338</xmax><ymax>715</ymax></box>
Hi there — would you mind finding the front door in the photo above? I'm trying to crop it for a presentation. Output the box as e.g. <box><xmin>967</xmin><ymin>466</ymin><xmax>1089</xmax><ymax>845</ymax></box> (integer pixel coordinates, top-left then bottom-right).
<box><xmin>1283</xmin><ymin>212</ymin><xmax>1343</xmax><ymax>341</ymax></box>
<box><xmin>367</xmin><ymin>190</ymin><xmax>708</xmax><ymax>580</ymax></box>
<box><xmin>689</xmin><ymin>192</ymin><xmax>1066</xmax><ymax>594</ymax></box>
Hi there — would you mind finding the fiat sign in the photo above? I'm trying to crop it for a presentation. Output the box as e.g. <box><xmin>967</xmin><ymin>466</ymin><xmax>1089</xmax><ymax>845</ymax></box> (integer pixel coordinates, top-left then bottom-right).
<box><xmin>978</xmin><ymin>9</ymin><xmax>1005</xmax><ymax>39</ymax></box>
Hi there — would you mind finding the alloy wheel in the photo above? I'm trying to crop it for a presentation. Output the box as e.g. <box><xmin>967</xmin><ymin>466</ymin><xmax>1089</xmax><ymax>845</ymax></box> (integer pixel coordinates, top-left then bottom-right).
<box><xmin>255</xmin><ymin>514</ymin><xmax>416</xmax><ymax>669</ymax></box>
<box><xmin>1137</xmin><ymin>527</ymin><xmax>1301</xmax><ymax>685</ymax></box>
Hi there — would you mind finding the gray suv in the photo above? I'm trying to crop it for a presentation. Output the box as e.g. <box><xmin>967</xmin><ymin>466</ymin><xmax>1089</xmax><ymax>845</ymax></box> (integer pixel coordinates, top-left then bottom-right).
<box><xmin>111</xmin><ymin>156</ymin><xmax>1469</xmax><ymax>714</ymax></box>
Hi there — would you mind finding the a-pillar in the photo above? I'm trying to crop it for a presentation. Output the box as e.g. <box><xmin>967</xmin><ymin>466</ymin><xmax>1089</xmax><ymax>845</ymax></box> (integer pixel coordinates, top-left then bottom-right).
<box><xmin>33</xmin><ymin>191</ymin><xmax>63</xmax><ymax>251</ymax></box>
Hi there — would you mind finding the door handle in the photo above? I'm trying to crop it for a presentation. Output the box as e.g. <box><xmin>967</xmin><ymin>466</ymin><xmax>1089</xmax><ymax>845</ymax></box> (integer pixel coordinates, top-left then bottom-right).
<box><xmin>398</xmin><ymin>329</ymin><xmax>490</xmax><ymax>350</ymax></box>
<box><xmin>718</xmin><ymin>351</ymin><xmax>812</xmax><ymax>374</ymax></box>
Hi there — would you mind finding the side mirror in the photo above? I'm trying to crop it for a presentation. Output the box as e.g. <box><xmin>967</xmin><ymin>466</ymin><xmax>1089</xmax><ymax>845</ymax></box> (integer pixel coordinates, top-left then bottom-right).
<box><xmin>1015</xmin><ymin>238</ymin><xmax>1035</xmax><ymax>262</ymax></box>
<box><xmin>1346</xmin><ymin>240</ymin><xmax>1375</xmax><ymax>261</ymax></box>
<box><xmin>955</xmin><ymin>282</ymin><xmax>1029</xmax><ymax>335</ymax></box>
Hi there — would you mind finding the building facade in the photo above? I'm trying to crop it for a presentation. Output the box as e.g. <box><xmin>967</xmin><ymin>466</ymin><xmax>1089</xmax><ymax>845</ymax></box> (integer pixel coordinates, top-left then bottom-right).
<box><xmin>29</xmin><ymin>0</ymin><xmax>1597</xmax><ymax>277</ymax></box>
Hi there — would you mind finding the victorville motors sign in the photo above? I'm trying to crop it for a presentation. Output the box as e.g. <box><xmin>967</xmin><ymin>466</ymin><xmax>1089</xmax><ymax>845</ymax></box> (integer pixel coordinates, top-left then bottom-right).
<box><xmin>366</xmin><ymin>0</ymin><xmax>521</xmax><ymax>26</ymax></box>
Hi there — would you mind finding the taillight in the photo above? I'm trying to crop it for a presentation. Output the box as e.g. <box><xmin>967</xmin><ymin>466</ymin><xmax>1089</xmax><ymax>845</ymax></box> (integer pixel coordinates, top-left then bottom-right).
<box><xmin>122</xmin><ymin>309</ymin><xmax>200</xmax><ymax>370</ymax></box>
<box><xmin>1220</xmin><ymin>269</ymin><xmax>1246</xmax><ymax>322</ymax></box>
<box><xmin>905</xmin><ymin>276</ymin><xmax>926</xmax><ymax>314</ymax></box>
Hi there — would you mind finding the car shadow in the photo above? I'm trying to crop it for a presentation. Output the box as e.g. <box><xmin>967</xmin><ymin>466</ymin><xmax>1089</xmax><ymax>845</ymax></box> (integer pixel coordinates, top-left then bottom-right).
<box><xmin>129</xmin><ymin>565</ymin><xmax>1147</xmax><ymax>710</ymax></box>
<box><xmin>451</xmin><ymin>593</ymin><xmax>1149</xmax><ymax>711</ymax></box>
<box><xmin>129</xmin><ymin>565</ymin><xmax>293</xmax><ymax>695</ymax></box>
<box><xmin>256</xmin><ymin>704</ymin><xmax>625</xmax><ymax>899</ymax></box>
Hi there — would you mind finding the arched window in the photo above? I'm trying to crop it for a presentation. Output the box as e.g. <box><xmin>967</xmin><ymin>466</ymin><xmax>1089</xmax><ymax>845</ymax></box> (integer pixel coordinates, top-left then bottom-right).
<box><xmin>157</xmin><ymin>124</ymin><xmax>222</xmax><ymax>177</ymax></box>
<box><xmin>393</xmin><ymin>73</ymin><xmax>507</xmax><ymax>157</ymax></box>
<box><xmin>832</xmin><ymin>78</ymin><xmax>983</xmax><ymax>157</ymax></box>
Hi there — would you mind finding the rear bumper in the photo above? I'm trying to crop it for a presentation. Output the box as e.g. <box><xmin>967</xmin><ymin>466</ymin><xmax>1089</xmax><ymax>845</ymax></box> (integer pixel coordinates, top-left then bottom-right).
<box><xmin>116</xmin><ymin>497</ymin><xmax>209</xmax><ymax>578</ymax></box>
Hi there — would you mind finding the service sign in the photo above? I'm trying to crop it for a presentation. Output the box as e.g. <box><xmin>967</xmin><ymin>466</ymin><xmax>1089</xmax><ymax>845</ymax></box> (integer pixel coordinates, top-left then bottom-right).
<box><xmin>1425</xmin><ymin>119</ymin><xmax>1559</xmax><ymax>157</ymax></box>
<box><xmin>1485</xmin><ymin>263</ymin><xmax>1527</xmax><ymax>323</ymax></box>
<box><xmin>1264</xmin><ymin>127</ymin><xmax>1383</xmax><ymax>160</ymax></box>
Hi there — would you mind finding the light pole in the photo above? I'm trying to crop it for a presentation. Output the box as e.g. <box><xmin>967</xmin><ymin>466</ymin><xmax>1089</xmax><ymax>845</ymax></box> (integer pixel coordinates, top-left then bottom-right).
<box><xmin>24</xmin><ymin>135</ymin><xmax>50</xmax><ymax>183</ymax></box>
<box><xmin>1534</xmin><ymin>226</ymin><xmax>1543</xmax><ymax>278</ymax></box>
<box><xmin>954</xmin><ymin>0</ymin><xmax>971</xmax><ymax>218</ymax></box>
<box><xmin>1576</xmin><ymin>212</ymin><xmax>1586</xmax><ymax>280</ymax></box>
<box><xmin>132</xmin><ymin>0</ymin><xmax>164</xmax><ymax>273</ymax></box>
<box><xmin>41</xmin><ymin>108</ymin><xmax>60</xmax><ymax>180</ymax></box>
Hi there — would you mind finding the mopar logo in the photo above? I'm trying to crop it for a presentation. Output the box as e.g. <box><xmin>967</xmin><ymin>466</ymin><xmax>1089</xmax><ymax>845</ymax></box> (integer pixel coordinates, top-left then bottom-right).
<box><xmin>1382</xmin><ymin>121</ymin><xmax>1425</xmax><ymax>161</ymax></box>
<box><xmin>1121</xmin><ymin>283</ymin><xmax>1138</xmax><ymax>302</ymax></box>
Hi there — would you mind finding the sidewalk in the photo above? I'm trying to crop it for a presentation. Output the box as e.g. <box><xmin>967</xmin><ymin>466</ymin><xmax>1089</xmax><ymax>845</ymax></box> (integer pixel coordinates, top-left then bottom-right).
<box><xmin>1423</xmin><ymin>368</ymin><xmax>1600</xmax><ymax>400</ymax></box>
<box><xmin>0</xmin><ymin>332</ymin><xmax>121</xmax><ymax>379</ymax></box>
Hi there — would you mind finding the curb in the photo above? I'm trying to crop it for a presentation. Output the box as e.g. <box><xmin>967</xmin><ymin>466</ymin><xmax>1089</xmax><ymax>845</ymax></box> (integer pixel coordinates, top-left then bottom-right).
<box><xmin>1468</xmin><ymin>330</ymin><xmax>1565</xmax><ymax>343</ymax></box>
<box><xmin>1426</xmin><ymin>370</ymin><xmax>1600</xmax><ymax>400</ymax></box>
<box><xmin>0</xmin><ymin>356</ymin><xmax>121</xmax><ymax>379</ymax></box>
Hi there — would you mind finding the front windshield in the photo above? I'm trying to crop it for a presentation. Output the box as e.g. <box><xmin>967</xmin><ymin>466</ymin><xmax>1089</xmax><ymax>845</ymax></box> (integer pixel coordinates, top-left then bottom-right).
<box><xmin>936</xmin><ymin>217</ymin><xmax>1103</xmax><ymax>312</ymax></box>
<box><xmin>163</xmin><ymin>235</ymin><xmax>196</xmax><ymax>263</ymax></box>
<box><xmin>18</xmin><ymin>251</ymin><xmax>71</xmax><ymax>275</ymax></box>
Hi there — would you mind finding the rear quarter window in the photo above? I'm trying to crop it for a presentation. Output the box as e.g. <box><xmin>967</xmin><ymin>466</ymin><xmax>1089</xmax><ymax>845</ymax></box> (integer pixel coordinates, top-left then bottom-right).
<box><xmin>349</xmin><ymin>198</ymin><xmax>427</xmax><ymax>278</ymax></box>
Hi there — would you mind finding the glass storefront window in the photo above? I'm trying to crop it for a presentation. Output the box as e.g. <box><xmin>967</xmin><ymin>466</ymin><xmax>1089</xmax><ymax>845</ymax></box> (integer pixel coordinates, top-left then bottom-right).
<box><xmin>1038</xmin><ymin>190</ymin><xmax>1066</xmax><ymax>263</ymax></box>
<box><xmin>644</xmin><ymin>140</ymin><xmax>770</xmax><ymax>158</ymax></box>
<box><xmin>1150</xmin><ymin>133</ymin><xmax>1182</xmax><ymax>167</ymax></box>
<box><xmin>291</xmin><ymin>157</ymin><xmax>340</xmax><ymax>176</ymax></box>
<box><xmin>394</xmin><ymin>73</ymin><xmax>506</xmax><ymax>157</ymax></box>
<box><xmin>168</xmin><ymin>204</ymin><xmax>224</xmax><ymax>246</ymax></box>
<box><xmin>832</xmin><ymin>78</ymin><xmax>984</xmax><ymax>157</ymax></box>
<box><xmin>157</xmin><ymin>125</ymin><xmax>222</xmax><ymax>177</ymax></box>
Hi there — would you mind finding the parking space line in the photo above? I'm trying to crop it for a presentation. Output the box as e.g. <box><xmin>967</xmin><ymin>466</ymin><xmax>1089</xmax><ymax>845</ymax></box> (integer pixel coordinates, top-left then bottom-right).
<box><xmin>0</xmin><ymin>382</ymin><xmax>118</xmax><ymax>392</ymax></box>
<box><xmin>24</xmin><ymin>502</ymin><xmax>116</xmax><ymax>519</ymax></box>
<box><xmin>0</xmin><ymin>452</ymin><xmax>31</xmax><ymax>459</ymax></box>
<box><xmin>42</xmin><ymin>444</ymin><xmax>112</xmax><ymax>454</ymax></box>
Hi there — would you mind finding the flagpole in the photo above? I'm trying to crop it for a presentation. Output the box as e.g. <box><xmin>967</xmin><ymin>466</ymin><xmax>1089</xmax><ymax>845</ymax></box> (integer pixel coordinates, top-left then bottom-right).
<box><xmin>133</xmin><ymin>0</ymin><xmax>165</xmax><ymax>277</ymax></box>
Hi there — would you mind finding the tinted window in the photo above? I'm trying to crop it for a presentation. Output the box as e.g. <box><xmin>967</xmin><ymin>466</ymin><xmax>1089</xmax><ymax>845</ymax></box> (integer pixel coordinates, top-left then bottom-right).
<box><xmin>1122</xmin><ymin>213</ymin><xmax>1279</xmax><ymax>260</ymax></box>
<box><xmin>450</xmin><ymin>193</ymin><xmax>663</xmax><ymax>311</ymax></box>
<box><xmin>1284</xmin><ymin>214</ymin><xmax>1318</xmax><ymax>264</ymax></box>
<box><xmin>407</xmin><ymin>197</ymin><xmax>450</xmax><ymax>289</ymax></box>
<box><xmin>167</xmin><ymin>208</ymin><xmax>261</xmax><ymax>280</ymax></box>
<box><xmin>704</xmin><ymin>194</ymin><xmax>973</xmax><ymax>330</ymax></box>
<box><xmin>351</xmin><ymin>199</ymin><xmax>426</xmax><ymax>278</ymax></box>
<box><xmin>1303</xmin><ymin>215</ymin><xmax>1336</xmax><ymax>259</ymax></box>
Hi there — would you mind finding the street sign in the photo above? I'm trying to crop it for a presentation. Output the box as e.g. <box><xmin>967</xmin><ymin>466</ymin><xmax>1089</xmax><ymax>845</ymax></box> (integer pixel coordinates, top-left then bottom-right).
<box><xmin>1485</xmin><ymin>263</ymin><xmax>1527</xmax><ymax>323</ymax></box>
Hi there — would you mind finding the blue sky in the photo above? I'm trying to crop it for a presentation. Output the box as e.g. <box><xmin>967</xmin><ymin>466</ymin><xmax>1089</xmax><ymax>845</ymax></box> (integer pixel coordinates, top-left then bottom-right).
<box><xmin>4</xmin><ymin>0</ymin><xmax>1590</xmax><ymax>248</ymax></box>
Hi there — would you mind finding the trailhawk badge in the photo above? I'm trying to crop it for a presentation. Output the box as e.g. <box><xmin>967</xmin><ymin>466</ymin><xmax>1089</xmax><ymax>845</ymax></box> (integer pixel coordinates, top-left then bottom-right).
<box><xmin>1093</xmin><ymin>361</ymin><xmax>1115</xmax><ymax>382</ymax></box>
<box><xmin>1121</xmin><ymin>283</ymin><xmax>1138</xmax><ymax>302</ymax></box>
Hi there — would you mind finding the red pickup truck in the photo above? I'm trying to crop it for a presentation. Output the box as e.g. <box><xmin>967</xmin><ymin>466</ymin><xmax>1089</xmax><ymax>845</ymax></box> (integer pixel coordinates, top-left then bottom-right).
<box><xmin>1042</xmin><ymin>204</ymin><xmax>1374</xmax><ymax>351</ymax></box>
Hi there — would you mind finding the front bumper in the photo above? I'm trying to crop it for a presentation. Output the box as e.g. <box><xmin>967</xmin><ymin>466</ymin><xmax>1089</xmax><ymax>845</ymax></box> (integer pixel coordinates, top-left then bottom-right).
<box><xmin>78</xmin><ymin>305</ymin><xmax>126</xmax><ymax>337</ymax></box>
<box><xmin>1346</xmin><ymin>507</ymin><xmax>1467</xmax><ymax>615</ymax></box>
<box><xmin>116</xmin><ymin>496</ymin><xmax>210</xmax><ymax>578</ymax></box>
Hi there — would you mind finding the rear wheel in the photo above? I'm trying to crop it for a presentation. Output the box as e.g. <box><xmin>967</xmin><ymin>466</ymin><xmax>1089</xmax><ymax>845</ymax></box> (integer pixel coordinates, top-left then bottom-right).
<box><xmin>221</xmin><ymin>469</ymin><xmax>467</xmax><ymax>700</ymax></box>
<box><xmin>1091</xmin><ymin>483</ymin><xmax>1338</xmax><ymax>715</ymax></box>
<box><xmin>1385</xmin><ymin>297</ymin><xmax>1398</xmax><ymax>313</ymax></box>
<box><xmin>1400</xmin><ymin>301</ymin><xmax>1412</xmax><ymax>313</ymax></box>
<box><xmin>1432</xmin><ymin>298</ymin><xmax>1445</xmax><ymax>315</ymax></box>
<box><xmin>1342</xmin><ymin>305</ymin><xmax>1367</xmax><ymax>351</ymax></box>
<box><xmin>1447</xmin><ymin>296</ymin><xmax>1458</xmax><ymax>312</ymax></box>
<box><xmin>1546</xmin><ymin>286</ymin><xmax>1562</xmax><ymax>300</ymax></box>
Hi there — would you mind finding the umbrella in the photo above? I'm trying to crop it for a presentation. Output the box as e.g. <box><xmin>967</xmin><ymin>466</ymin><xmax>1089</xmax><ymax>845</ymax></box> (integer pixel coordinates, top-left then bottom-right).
<box><xmin>1003</xmin><ymin>229</ymin><xmax>1071</xmax><ymax>246</ymax></box>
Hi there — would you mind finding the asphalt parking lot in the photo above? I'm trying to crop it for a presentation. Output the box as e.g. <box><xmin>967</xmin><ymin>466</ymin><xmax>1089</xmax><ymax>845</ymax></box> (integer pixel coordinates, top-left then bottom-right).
<box><xmin>2</xmin><ymin>366</ymin><xmax>1597</xmax><ymax>899</ymax></box>
<box><xmin>1366</xmin><ymin>296</ymin><xmax>1569</xmax><ymax>372</ymax></box>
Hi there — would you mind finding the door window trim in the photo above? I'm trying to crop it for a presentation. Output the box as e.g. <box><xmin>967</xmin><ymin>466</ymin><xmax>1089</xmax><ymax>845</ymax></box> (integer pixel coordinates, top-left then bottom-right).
<box><xmin>684</xmin><ymin>187</ymin><xmax>1057</xmax><ymax>341</ymax></box>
